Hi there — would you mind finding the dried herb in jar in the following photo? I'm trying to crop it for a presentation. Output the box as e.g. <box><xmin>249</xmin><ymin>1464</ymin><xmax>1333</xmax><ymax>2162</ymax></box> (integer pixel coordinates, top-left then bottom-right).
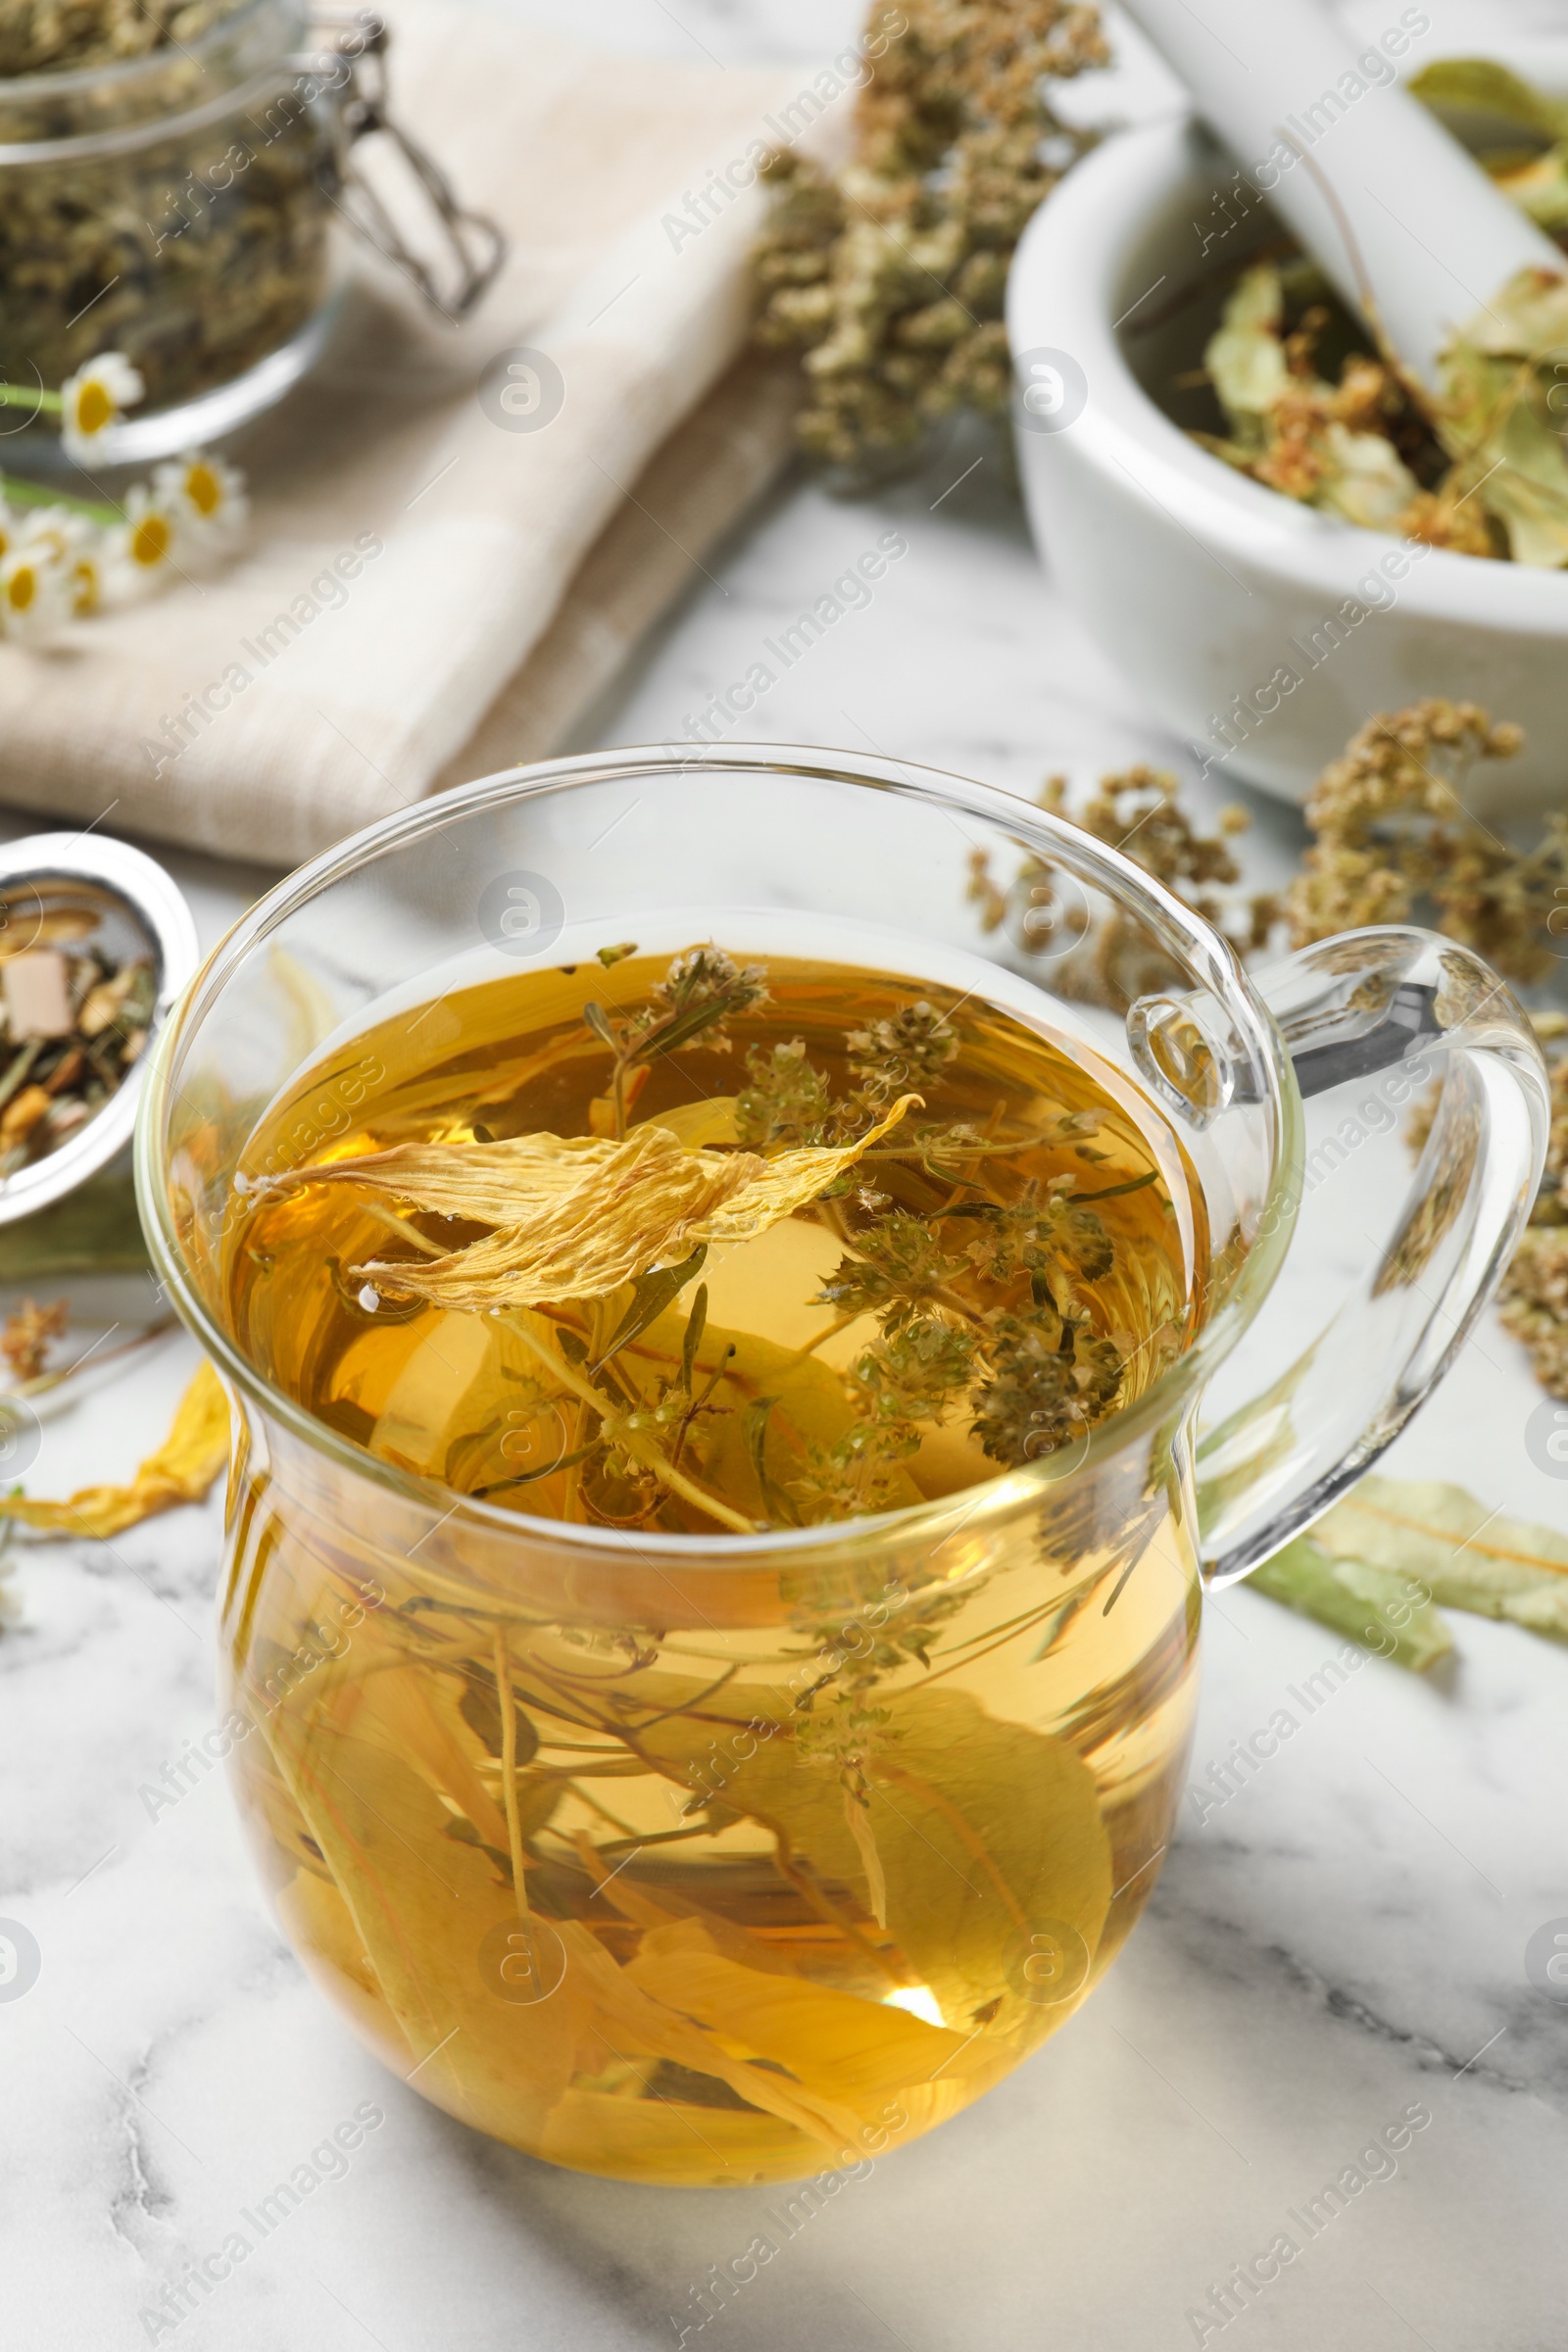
<box><xmin>0</xmin><ymin>0</ymin><xmax>331</xmax><ymax>418</ymax></box>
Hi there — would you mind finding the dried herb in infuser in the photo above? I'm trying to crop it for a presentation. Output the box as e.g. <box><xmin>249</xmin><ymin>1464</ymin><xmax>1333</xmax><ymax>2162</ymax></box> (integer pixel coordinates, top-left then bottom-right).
<box><xmin>0</xmin><ymin>902</ymin><xmax>154</xmax><ymax>1178</ymax></box>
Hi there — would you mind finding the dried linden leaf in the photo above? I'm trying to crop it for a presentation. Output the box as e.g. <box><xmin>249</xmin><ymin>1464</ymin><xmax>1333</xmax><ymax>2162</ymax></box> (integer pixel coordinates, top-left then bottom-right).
<box><xmin>1315</xmin><ymin>422</ymin><xmax>1421</xmax><ymax>529</ymax></box>
<box><xmin>0</xmin><ymin>1358</ymin><xmax>229</xmax><ymax>1538</ymax></box>
<box><xmin>1313</xmin><ymin>1473</ymin><xmax>1568</xmax><ymax>1640</ymax></box>
<box><xmin>640</xmin><ymin>1686</ymin><xmax>1113</xmax><ymax>2029</ymax></box>
<box><xmin>1439</xmin><ymin>268</ymin><xmax>1568</xmax><ymax>566</ymax></box>
<box><xmin>1248</xmin><ymin>1536</ymin><xmax>1454</xmax><ymax>1673</ymax></box>
<box><xmin>267</xmin><ymin>1097</ymin><xmax>922</xmax><ymax>1312</ymax></box>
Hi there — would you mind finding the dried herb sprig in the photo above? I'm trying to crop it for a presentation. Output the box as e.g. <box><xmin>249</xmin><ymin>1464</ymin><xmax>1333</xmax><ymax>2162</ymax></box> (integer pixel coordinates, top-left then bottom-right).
<box><xmin>753</xmin><ymin>0</ymin><xmax>1107</xmax><ymax>472</ymax></box>
<box><xmin>1284</xmin><ymin>700</ymin><xmax>1568</xmax><ymax>984</ymax></box>
<box><xmin>587</xmin><ymin>946</ymin><xmax>768</xmax><ymax>1137</ymax></box>
<box><xmin>0</xmin><ymin>1298</ymin><xmax>68</xmax><ymax>1385</ymax></box>
<box><xmin>967</xmin><ymin>764</ymin><xmax>1282</xmax><ymax>1006</ymax></box>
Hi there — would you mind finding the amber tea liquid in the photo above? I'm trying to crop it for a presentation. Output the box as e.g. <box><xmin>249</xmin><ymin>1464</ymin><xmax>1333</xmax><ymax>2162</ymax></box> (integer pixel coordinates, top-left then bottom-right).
<box><xmin>217</xmin><ymin>943</ymin><xmax>1208</xmax><ymax>2183</ymax></box>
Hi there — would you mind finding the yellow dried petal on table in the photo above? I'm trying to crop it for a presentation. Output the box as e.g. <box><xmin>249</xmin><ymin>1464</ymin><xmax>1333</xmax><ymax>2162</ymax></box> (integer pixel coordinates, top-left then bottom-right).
<box><xmin>0</xmin><ymin>1358</ymin><xmax>230</xmax><ymax>1538</ymax></box>
<box><xmin>264</xmin><ymin>1096</ymin><xmax>922</xmax><ymax>1313</ymax></box>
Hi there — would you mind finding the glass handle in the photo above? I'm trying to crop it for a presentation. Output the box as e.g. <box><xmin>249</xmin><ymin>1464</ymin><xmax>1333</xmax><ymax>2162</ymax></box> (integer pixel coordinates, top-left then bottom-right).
<box><xmin>304</xmin><ymin>12</ymin><xmax>508</xmax><ymax>320</ymax></box>
<box><xmin>1196</xmin><ymin>926</ymin><xmax>1549</xmax><ymax>1588</ymax></box>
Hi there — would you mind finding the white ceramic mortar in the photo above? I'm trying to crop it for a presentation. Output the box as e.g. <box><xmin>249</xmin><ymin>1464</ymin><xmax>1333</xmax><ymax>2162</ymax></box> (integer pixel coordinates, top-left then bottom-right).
<box><xmin>1006</xmin><ymin>77</ymin><xmax>1568</xmax><ymax>815</ymax></box>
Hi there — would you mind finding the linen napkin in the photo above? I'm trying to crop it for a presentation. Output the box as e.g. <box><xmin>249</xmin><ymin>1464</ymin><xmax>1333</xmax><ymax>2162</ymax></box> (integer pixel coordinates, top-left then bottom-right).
<box><xmin>0</xmin><ymin>0</ymin><xmax>840</xmax><ymax>866</ymax></box>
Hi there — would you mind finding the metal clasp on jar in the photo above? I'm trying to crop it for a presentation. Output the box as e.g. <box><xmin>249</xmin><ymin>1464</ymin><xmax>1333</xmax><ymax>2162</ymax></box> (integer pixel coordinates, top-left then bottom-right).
<box><xmin>294</xmin><ymin>9</ymin><xmax>507</xmax><ymax>320</ymax></box>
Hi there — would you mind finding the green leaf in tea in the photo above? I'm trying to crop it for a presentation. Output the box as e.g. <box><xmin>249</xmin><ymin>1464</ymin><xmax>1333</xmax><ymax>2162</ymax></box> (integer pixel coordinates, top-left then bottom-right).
<box><xmin>594</xmin><ymin>1244</ymin><xmax>709</xmax><ymax>1369</ymax></box>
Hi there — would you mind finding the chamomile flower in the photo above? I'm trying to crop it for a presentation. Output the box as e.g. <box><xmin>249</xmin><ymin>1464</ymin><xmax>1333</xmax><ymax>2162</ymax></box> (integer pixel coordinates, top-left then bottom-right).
<box><xmin>64</xmin><ymin>537</ymin><xmax>114</xmax><ymax>618</ymax></box>
<box><xmin>112</xmin><ymin>483</ymin><xmax>181</xmax><ymax>584</ymax></box>
<box><xmin>59</xmin><ymin>351</ymin><xmax>145</xmax><ymax>463</ymax></box>
<box><xmin>154</xmin><ymin>451</ymin><xmax>248</xmax><ymax>548</ymax></box>
<box><xmin>16</xmin><ymin>505</ymin><xmax>86</xmax><ymax>566</ymax></box>
<box><xmin>0</xmin><ymin>543</ymin><xmax>74</xmax><ymax>642</ymax></box>
<box><xmin>9</xmin><ymin>508</ymin><xmax>121</xmax><ymax>619</ymax></box>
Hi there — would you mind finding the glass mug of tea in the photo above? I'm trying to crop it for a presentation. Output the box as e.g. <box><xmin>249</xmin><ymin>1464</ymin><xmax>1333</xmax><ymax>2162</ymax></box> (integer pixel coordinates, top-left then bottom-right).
<box><xmin>137</xmin><ymin>748</ymin><xmax>1545</xmax><ymax>2187</ymax></box>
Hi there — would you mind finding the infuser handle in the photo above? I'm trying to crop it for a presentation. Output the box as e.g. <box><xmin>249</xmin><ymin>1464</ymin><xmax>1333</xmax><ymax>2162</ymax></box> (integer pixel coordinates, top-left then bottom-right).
<box><xmin>1196</xmin><ymin>927</ymin><xmax>1548</xmax><ymax>1588</ymax></box>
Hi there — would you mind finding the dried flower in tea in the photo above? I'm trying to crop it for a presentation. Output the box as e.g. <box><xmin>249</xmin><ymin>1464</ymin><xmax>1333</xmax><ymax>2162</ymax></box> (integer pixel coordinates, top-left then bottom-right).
<box><xmin>232</xmin><ymin>943</ymin><xmax>1197</xmax><ymax>1537</ymax></box>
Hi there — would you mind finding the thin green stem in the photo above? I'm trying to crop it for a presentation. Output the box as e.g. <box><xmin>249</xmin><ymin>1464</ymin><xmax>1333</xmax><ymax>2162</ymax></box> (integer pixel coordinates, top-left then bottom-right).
<box><xmin>0</xmin><ymin>386</ymin><xmax>61</xmax><ymax>415</ymax></box>
<box><xmin>358</xmin><ymin>1200</ymin><xmax>444</xmax><ymax>1258</ymax></box>
<box><xmin>1071</xmin><ymin>1170</ymin><xmax>1158</xmax><ymax>1203</ymax></box>
<box><xmin>492</xmin><ymin>1622</ymin><xmax>532</xmax><ymax>1920</ymax></box>
<box><xmin>0</xmin><ymin>473</ymin><xmax>120</xmax><ymax>524</ymax></box>
<box><xmin>507</xmin><ymin>1313</ymin><xmax>758</xmax><ymax>1534</ymax></box>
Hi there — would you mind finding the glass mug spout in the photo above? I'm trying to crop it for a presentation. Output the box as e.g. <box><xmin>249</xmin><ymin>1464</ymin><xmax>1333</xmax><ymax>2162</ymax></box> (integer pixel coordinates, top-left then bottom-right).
<box><xmin>137</xmin><ymin>748</ymin><xmax>1547</xmax><ymax>2184</ymax></box>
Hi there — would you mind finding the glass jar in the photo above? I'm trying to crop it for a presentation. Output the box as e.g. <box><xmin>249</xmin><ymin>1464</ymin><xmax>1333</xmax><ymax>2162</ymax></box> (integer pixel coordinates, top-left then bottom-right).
<box><xmin>0</xmin><ymin>0</ymin><xmax>503</xmax><ymax>467</ymax></box>
<box><xmin>136</xmin><ymin>746</ymin><xmax>1545</xmax><ymax>2185</ymax></box>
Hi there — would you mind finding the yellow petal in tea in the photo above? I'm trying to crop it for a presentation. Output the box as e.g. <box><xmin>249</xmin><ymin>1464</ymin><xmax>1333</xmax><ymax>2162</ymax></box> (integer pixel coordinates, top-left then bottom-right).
<box><xmin>0</xmin><ymin>1358</ymin><xmax>229</xmax><ymax>1539</ymax></box>
<box><xmin>265</xmin><ymin>1095</ymin><xmax>923</xmax><ymax>1312</ymax></box>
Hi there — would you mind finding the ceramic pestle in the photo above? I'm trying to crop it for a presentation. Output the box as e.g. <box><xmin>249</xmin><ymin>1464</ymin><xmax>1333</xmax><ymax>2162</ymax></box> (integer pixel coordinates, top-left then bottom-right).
<box><xmin>1117</xmin><ymin>0</ymin><xmax>1563</xmax><ymax>382</ymax></box>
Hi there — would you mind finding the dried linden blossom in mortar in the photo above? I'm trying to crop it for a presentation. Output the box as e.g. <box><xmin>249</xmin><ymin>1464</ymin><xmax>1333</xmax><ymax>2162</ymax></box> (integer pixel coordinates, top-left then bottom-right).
<box><xmin>1193</xmin><ymin>53</ymin><xmax>1568</xmax><ymax>570</ymax></box>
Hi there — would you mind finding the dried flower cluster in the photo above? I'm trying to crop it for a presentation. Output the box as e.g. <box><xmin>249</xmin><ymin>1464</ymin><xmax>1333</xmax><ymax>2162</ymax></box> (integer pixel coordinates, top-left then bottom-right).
<box><xmin>966</xmin><ymin>765</ymin><xmax>1281</xmax><ymax>1006</ymax></box>
<box><xmin>1283</xmin><ymin>701</ymin><xmax>1568</xmax><ymax>982</ymax></box>
<box><xmin>1498</xmin><ymin>1018</ymin><xmax>1568</xmax><ymax>1396</ymax></box>
<box><xmin>753</xmin><ymin>0</ymin><xmax>1107</xmax><ymax>470</ymax></box>
<box><xmin>0</xmin><ymin>353</ymin><xmax>248</xmax><ymax>643</ymax></box>
<box><xmin>962</xmin><ymin>704</ymin><xmax>1568</xmax><ymax>1407</ymax></box>
<box><xmin>0</xmin><ymin>1298</ymin><xmax>68</xmax><ymax>1386</ymax></box>
<box><xmin>1196</xmin><ymin>60</ymin><xmax>1568</xmax><ymax>565</ymax></box>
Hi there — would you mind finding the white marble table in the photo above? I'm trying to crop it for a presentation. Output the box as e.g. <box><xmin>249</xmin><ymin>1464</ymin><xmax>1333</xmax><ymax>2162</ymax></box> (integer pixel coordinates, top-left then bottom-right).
<box><xmin>6</xmin><ymin>4</ymin><xmax>1568</xmax><ymax>2346</ymax></box>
